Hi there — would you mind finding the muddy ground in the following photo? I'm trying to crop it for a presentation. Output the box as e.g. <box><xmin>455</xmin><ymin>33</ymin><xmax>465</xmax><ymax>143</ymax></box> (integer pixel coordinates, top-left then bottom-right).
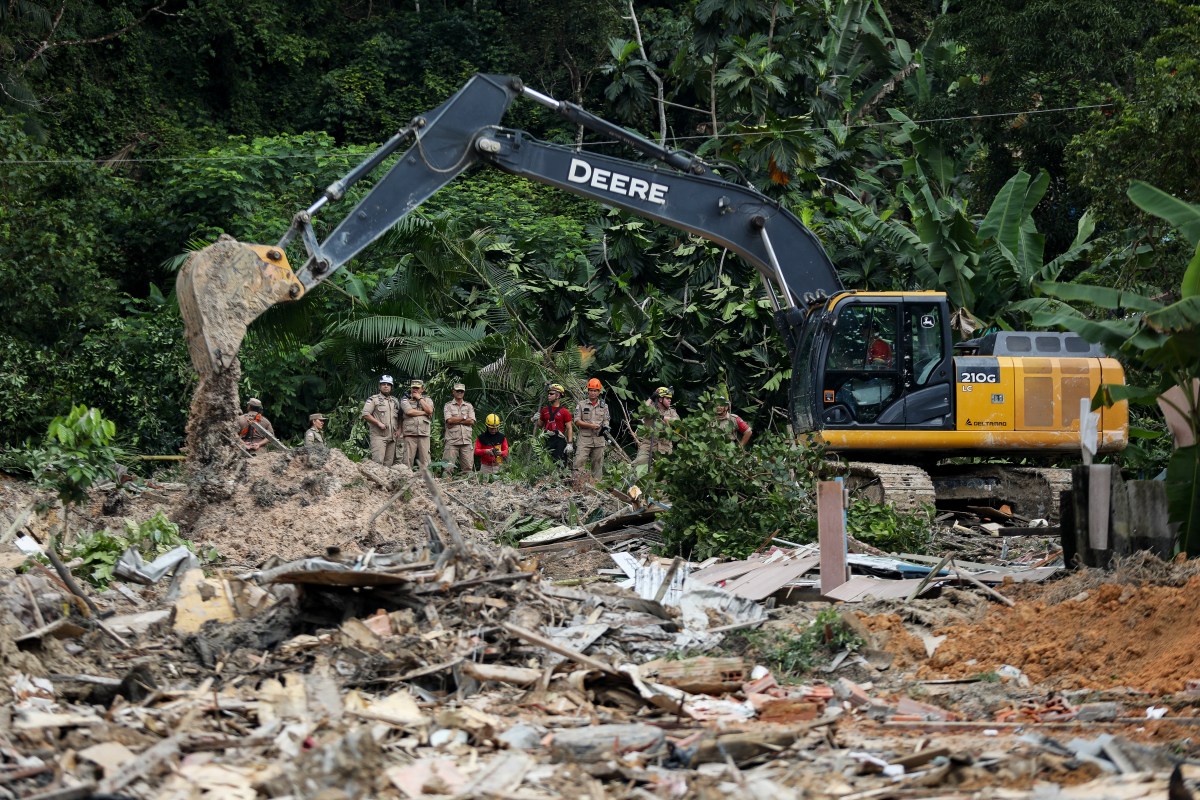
<box><xmin>2</xmin><ymin>447</ymin><xmax>1199</xmax><ymax>799</ymax></box>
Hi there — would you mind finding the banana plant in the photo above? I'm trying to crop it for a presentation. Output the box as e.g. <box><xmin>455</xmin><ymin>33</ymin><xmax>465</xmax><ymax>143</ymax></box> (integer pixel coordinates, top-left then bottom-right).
<box><xmin>1033</xmin><ymin>181</ymin><xmax>1200</xmax><ymax>554</ymax></box>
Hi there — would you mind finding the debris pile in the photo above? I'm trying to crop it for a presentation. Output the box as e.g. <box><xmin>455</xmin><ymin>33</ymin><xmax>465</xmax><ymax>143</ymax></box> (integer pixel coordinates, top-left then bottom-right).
<box><xmin>3</xmin><ymin>455</ymin><xmax>1200</xmax><ymax>798</ymax></box>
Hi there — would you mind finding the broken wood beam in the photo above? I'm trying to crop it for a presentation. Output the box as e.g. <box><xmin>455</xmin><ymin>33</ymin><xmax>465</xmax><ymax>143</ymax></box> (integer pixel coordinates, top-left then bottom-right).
<box><xmin>952</xmin><ymin>564</ymin><xmax>1015</xmax><ymax>607</ymax></box>
<box><xmin>421</xmin><ymin>468</ymin><xmax>467</xmax><ymax>550</ymax></box>
<box><xmin>500</xmin><ymin>622</ymin><xmax>617</xmax><ymax>675</ymax></box>
<box><xmin>653</xmin><ymin>556</ymin><xmax>683</xmax><ymax>603</ymax></box>
<box><xmin>461</xmin><ymin>662</ymin><xmax>543</xmax><ymax>686</ymax></box>
<box><xmin>97</xmin><ymin>735</ymin><xmax>180</xmax><ymax>793</ymax></box>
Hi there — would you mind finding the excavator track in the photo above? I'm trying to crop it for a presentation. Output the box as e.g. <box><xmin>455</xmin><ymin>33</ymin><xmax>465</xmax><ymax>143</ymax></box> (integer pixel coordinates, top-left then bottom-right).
<box><xmin>842</xmin><ymin>462</ymin><xmax>937</xmax><ymax>514</ymax></box>
<box><xmin>836</xmin><ymin>461</ymin><xmax>1073</xmax><ymax>522</ymax></box>
<box><xmin>927</xmin><ymin>465</ymin><xmax>1072</xmax><ymax>523</ymax></box>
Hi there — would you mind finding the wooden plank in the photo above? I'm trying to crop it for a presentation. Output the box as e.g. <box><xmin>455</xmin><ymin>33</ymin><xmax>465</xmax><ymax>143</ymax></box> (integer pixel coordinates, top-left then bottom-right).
<box><xmin>817</xmin><ymin>481</ymin><xmax>847</xmax><ymax>596</ymax></box>
<box><xmin>720</xmin><ymin>555</ymin><xmax>820</xmax><ymax>601</ymax></box>
<box><xmin>517</xmin><ymin>528</ymin><xmax>655</xmax><ymax>553</ymax></box>
<box><xmin>688</xmin><ymin>558</ymin><xmax>761</xmax><ymax>585</ymax></box>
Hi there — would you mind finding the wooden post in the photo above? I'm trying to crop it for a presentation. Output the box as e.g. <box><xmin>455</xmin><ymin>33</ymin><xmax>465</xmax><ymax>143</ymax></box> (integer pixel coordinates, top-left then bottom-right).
<box><xmin>818</xmin><ymin>480</ymin><xmax>848</xmax><ymax>596</ymax></box>
<box><xmin>1111</xmin><ymin>477</ymin><xmax>1174</xmax><ymax>559</ymax></box>
<box><xmin>1088</xmin><ymin>464</ymin><xmax>1112</xmax><ymax>551</ymax></box>
<box><xmin>1059</xmin><ymin>488</ymin><xmax>1076</xmax><ymax>568</ymax></box>
<box><xmin>1070</xmin><ymin>464</ymin><xmax>1114</xmax><ymax>568</ymax></box>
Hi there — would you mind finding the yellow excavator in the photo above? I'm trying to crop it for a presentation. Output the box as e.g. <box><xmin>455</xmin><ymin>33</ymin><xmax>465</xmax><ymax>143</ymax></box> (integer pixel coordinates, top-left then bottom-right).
<box><xmin>178</xmin><ymin>74</ymin><xmax>1127</xmax><ymax>519</ymax></box>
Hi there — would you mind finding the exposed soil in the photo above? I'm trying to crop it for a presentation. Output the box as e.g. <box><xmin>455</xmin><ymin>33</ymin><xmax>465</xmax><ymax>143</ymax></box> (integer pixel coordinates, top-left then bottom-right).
<box><xmin>920</xmin><ymin>573</ymin><xmax>1200</xmax><ymax>694</ymax></box>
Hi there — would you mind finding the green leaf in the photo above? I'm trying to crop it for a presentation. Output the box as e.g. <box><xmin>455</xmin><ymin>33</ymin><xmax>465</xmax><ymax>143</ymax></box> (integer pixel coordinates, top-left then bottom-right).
<box><xmin>1035</xmin><ymin>282</ymin><xmax>1164</xmax><ymax>312</ymax></box>
<box><xmin>1183</xmin><ymin>243</ymin><xmax>1200</xmax><ymax>300</ymax></box>
<box><xmin>1166</xmin><ymin>445</ymin><xmax>1200</xmax><ymax>555</ymax></box>
<box><xmin>1145</xmin><ymin>296</ymin><xmax>1200</xmax><ymax>336</ymax></box>
<box><xmin>1127</xmin><ymin>181</ymin><xmax>1200</xmax><ymax>247</ymax></box>
<box><xmin>1094</xmin><ymin>383</ymin><xmax>1160</xmax><ymax>408</ymax></box>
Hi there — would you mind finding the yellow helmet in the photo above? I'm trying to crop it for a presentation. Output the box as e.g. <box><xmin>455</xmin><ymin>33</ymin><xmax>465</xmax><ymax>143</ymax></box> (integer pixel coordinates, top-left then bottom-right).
<box><xmin>485</xmin><ymin>413</ymin><xmax>501</xmax><ymax>428</ymax></box>
<box><xmin>548</xmin><ymin>383</ymin><xmax>565</xmax><ymax>395</ymax></box>
<box><xmin>654</xmin><ymin>386</ymin><xmax>673</xmax><ymax>399</ymax></box>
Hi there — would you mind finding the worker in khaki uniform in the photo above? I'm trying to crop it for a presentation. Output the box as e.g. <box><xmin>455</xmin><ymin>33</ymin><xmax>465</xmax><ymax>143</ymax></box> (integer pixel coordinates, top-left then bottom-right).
<box><xmin>304</xmin><ymin>413</ymin><xmax>327</xmax><ymax>446</ymax></box>
<box><xmin>362</xmin><ymin>375</ymin><xmax>400</xmax><ymax>466</ymax></box>
<box><xmin>399</xmin><ymin>378</ymin><xmax>435</xmax><ymax>470</ymax></box>
<box><xmin>573</xmin><ymin>378</ymin><xmax>610</xmax><ymax>480</ymax></box>
<box><xmin>238</xmin><ymin>398</ymin><xmax>274</xmax><ymax>452</ymax></box>
<box><xmin>633</xmin><ymin>387</ymin><xmax>679</xmax><ymax>467</ymax></box>
<box><xmin>442</xmin><ymin>382</ymin><xmax>476</xmax><ymax>474</ymax></box>
<box><xmin>714</xmin><ymin>396</ymin><xmax>752</xmax><ymax>447</ymax></box>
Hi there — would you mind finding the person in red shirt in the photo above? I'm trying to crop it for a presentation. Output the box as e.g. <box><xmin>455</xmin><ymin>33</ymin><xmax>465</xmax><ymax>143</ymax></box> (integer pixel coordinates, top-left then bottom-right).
<box><xmin>475</xmin><ymin>414</ymin><xmax>509</xmax><ymax>476</ymax></box>
<box><xmin>867</xmin><ymin>332</ymin><xmax>893</xmax><ymax>367</ymax></box>
<box><xmin>536</xmin><ymin>383</ymin><xmax>574</xmax><ymax>467</ymax></box>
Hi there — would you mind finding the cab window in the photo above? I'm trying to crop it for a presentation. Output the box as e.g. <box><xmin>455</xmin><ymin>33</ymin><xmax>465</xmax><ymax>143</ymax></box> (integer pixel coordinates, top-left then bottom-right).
<box><xmin>828</xmin><ymin>305</ymin><xmax>897</xmax><ymax>370</ymax></box>
<box><xmin>909</xmin><ymin>305</ymin><xmax>945</xmax><ymax>385</ymax></box>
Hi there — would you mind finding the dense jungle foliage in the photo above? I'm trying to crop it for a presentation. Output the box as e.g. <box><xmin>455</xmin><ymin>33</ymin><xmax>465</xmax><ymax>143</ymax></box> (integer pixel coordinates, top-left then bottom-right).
<box><xmin>1</xmin><ymin>0</ymin><xmax>1198</xmax><ymax>492</ymax></box>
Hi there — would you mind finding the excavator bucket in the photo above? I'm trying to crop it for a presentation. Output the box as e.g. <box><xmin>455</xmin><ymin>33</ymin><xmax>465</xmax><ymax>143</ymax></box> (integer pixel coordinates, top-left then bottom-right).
<box><xmin>177</xmin><ymin>236</ymin><xmax>305</xmax><ymax>377</ymax></box>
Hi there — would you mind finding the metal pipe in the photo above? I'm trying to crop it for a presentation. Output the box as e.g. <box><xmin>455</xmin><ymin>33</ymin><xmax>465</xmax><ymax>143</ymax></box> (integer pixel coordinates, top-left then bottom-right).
<box><xmin>758</xmin><ymin>226</ymin><xmax>796</xmax><ymax>309</ymax></box>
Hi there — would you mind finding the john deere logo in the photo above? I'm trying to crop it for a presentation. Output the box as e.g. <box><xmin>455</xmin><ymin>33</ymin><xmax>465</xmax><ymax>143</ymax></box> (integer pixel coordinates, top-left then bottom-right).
<box><xmin>568</xmin><ymin>158</ymin><xmax>669</xmax><ymax>205</ymax></box>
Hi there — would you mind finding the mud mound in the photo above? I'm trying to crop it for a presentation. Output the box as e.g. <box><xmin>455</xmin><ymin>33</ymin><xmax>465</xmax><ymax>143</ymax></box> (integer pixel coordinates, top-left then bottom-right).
<box><xmin>921</xmin><ymin>573</ymin><xmax>1200</xmax><ymax>694</ymax></box>
<box><xmin>172</xmin><ymin>448</ymin><xmax>489</xmax><ymax>566</ymax></box>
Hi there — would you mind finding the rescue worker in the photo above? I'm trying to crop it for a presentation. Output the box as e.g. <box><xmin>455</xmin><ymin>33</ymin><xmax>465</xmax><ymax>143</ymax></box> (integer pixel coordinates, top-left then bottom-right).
<box><xmin>304</xmin><ymin>413</ymin><xmax>327</xmax><ymax>446</ymax></box>
<box><xmin>536</xmin><ymin>383</ymin><xmax>573</xmax><ymax>466</ymax></box>
<box><xmin>238</xmin><ymin>398</ymin><xmax>274</xmax><ymax>452</ymax></box>
<box><xmin>573</xmin><ymin>377</ymin><xmax>610</xmax><ymax>480</ymax></box>
<box><xmin>475</xmin><ymin>413</ymin><xmax>509</xmax><ymax>475</ymax></box>
<box><xmin>633</xmin><ymin>386</ymin><xmax>679</xmax><ymax>467</ymax></box>
<box><xmin>442</xmin><ymin>382</ymin><xmax>476</xmax><ymax>474</ymax></box>
<box><xmin>867</xmin><ymin>332</ymin><xmax>893</xmax><ymax>367</ymax></box>
<box><xmin>362</xmin><ymin>375</ymin><xmax>400</xmax><ymax>466</ymax></box>
<box><xmin>399</xmin><ymin>378</ymin><xmax>435</xmax><ymax>470</ymax></box>
<box><xmin>714</xmin><ymin>396</ymin><xmax>752</xmax><ymax>447</ymax></box>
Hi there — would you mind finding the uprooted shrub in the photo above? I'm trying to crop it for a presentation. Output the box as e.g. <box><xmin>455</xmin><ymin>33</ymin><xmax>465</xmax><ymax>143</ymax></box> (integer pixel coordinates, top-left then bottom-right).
<box><xmin>645</xmin><ymin>395</ymin><xmax>830</xmax><ymax>559</ymax></box>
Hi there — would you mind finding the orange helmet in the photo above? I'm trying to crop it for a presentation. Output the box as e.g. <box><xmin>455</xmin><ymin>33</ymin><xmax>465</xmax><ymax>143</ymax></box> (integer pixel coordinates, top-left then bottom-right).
<box><xmin>587</xmin><ymin>378</ymin><xmax>603</xmax><ymax>390</ymax></box>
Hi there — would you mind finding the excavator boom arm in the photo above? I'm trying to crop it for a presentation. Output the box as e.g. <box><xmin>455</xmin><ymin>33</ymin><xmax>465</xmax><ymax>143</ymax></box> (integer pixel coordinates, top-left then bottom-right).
<box><xmin>292</xmin><ymin>73</ymin><xmax>841</xmax><ymax>308</ymax></box>
<box><xmin>178</xmin><ymin>73</ymin><xmax>843</xmax><ymax>376</ymax></box>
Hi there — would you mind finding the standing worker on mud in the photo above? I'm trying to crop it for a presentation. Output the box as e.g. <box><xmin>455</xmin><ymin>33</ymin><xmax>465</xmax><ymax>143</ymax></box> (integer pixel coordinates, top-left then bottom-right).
<box><xmin>536</xmin><ymin>383</ymin><xmax>574</xmax><ymax>467</ymax></box>
<box><xmin>305</xmin><ymin>413</ymin><xmax>327</xmax><ymax>446</ymax></box>
<box><xmin>573</xmin><ymin>378</ymin><xmax>610</xmax><ymax>481</ymax></box>
<box><xmin>442</xmin><ymin>382</ymin><xmax>476</xmax><ymax>474</ymax></box>
<box><xmin>400</xmin><ymin>378</ymin><xmax>435</xmax><ymax>470</ymax></box>
<box><xmin>713</xmin><ymin>395</ymin><xmax>752</xmax><ymax>447</ymax></box>
<box><xmin>633</xmin><ymin>387</ymin><xmax>679</xmax><ymax>467</ymax></box>
<box><xmin>238</xmin><ymin>398</ymin><xmax>274</xmax><ymax>452</ymax></box>
<box><xmin>362</xmin><ymin>375</ymin><xmax>401</xmax><ymax>466</ymax></box>
<box><xmin>475</xmin><ymin>413</ymin><xmax>508</xmax><ymax>476</ymax></box>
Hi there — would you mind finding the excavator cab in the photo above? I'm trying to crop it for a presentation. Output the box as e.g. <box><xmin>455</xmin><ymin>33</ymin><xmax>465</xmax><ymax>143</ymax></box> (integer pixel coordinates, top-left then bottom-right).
<box><xmin>793</xmin><ymin>292</ymin><xmax>954</xmax><ymax>435</ymax></box>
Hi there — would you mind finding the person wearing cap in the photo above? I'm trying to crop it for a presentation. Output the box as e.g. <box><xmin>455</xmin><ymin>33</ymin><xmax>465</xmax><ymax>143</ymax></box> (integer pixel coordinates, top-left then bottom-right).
<box><xmin>475</xmin><ymin>413</ymin><xmax>508</xmax><ymax>476</ymax></box>
<box><xmin>237</xmin><ymin>398</ymin><xmax>274</xmax><ymax>452</ymax></box>
<box><xmin>713</xmin><ymin>395</ymin><xmax>752</xmax><ymax>447</ymax></box>
<box><xmin>573</xmin><ymin>378</ymin><xmax>610</xmax><ymax>480</ymax></box>
<box><xmin>362</xmin><ymin>375</ymin><xmax>400</xmax><ymax>465</ymax></box>
<box><xmin>399</xmin><ymin>378</ymin><xmax>435</xmax><ymax>470</ymax></box>
<box><xmin>535</xmin><ymin>382</ymin><xmax>573</xmax><ymax>467</ymax></box>
<box><xmin>304</xmin><ymin>413</ymin><xmax>327</xmax><ymax>446</ymax></box>
<box><xmin>633</xmin><ymin>386</ymin><xmax>679</xmax><ymax>467</ymax></box>
<box><xmin>442</xmin><ymin>382</ymin><xmax>476</xmax><ymax>474</ymax></box>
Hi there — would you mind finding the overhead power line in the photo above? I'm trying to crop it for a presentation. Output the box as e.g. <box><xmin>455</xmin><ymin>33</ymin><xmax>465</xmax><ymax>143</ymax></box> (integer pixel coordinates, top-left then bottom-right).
<box><xmin>0</xmin><ymin>101</ymin><xmax>1116</xmax><ymax>168</ymax></box>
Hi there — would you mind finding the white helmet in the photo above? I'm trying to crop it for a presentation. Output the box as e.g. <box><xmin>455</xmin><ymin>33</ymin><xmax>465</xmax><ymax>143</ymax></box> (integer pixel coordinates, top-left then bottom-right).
<box><xmin>380</xmin><ymin>374</ymin><xmax>394</xmax><ymax>385</ymax></box>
